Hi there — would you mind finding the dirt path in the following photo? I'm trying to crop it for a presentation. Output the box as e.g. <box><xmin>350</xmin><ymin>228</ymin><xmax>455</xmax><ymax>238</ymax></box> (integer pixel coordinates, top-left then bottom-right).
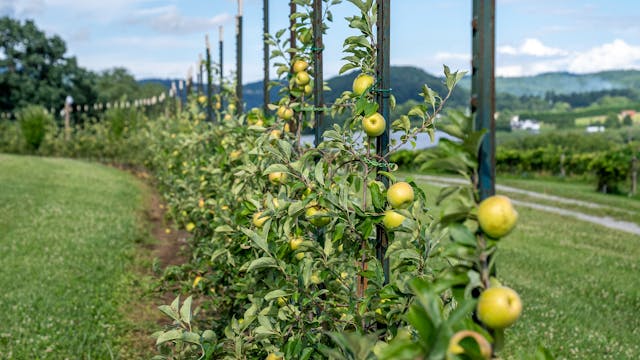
<box><xmin>413</xmin><ymin>174</ymin><xmax>640</xmax><ymax>236</ymax></box>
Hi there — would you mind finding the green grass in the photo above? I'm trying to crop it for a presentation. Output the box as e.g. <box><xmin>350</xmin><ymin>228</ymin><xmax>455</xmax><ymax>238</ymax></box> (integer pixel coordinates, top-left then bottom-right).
<box><xmin>0</xmin><ymin>154</ymin><xmax>149</xmax><ymax>359</ymax></box>
<box><xmin>415</xmin><ymin>180</ymin><xmax>640</xmax><ymax>359</ymax></box>
<box><xmin>498</xmin><ymin>175</ymin><xmax>640</xmax><ymax>215</ymax></box>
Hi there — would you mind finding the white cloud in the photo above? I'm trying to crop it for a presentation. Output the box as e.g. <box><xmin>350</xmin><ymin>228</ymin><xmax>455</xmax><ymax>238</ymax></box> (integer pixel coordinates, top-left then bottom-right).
<box><xmin>496</xmin><ymin>65</ymin><xmax>524</xmax><ymax>77</ymax></box>
<box><xmin>568</xmin><ymin>39</ymin><xmax>640</xmax><ymax>73</ymax></box>
<box><xmin>128</xmin><ymin>5</ymin><xmax>233</xmax><ymax>34</ymax></box>
<box><xmin>434</xmin><ymin>52</ymin><xmax>469</xmax><ymax>61</ymax></box>
<box><xmin>498</xmin><ymin>38</ymin><xmax>568</xmax><ymax>57</ymax></box>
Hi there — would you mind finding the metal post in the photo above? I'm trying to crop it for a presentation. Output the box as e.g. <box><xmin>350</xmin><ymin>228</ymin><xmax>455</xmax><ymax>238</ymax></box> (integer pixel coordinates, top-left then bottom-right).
<box><xmin>198</xmin><ymin>54</ymin><xmax>204</xmax><ymax>96</ymax></box>
<box><xmin>236</xmin><ymin>0</ymin><xmax>244</xmax><ymax>113</ymax></box>
<box><xmin>288</xmin><ymin>1</ymin><xmax>297</xmax><ymax>134</ymax></box>
<box><xmin>471</xmin><ymin>0</ymin><xmax>496</xmax><ymax>200</ymax></box>
<box><xmin>205</xmin><ymin>35</ymin><xmax>213</xmax><ymax>122</ymax></box>
<box><xmin>312</xmin><ymin>0</ymin><xmax>324</xmax><ymax>147</ymax></box>
<box><xmin>219</xmin><ymin>26</ymin><xmax>224</xmax><ymax>110</ymax></box>
<box><xmin>375</xmin><ymin>0</ymin><xmax>390</xmax><ymax>285</ymax></box>
<box><xmin>263</xmin><ymin>0</ymin><xmax>270</xmax><ymax>112</ymax></box>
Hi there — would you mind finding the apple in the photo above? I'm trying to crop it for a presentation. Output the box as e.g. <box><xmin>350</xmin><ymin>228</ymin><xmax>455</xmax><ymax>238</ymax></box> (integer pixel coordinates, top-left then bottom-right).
<box><xmin>295</xmin><ymin>252</ymin><xmax>305</xmax><ymax>260</ymax></box>
<box><xmin>277</xmin><ymin>105</ymin><xmax>294</xmax><ymax>121</ymax></box>
<box><xmin>289</xmin><ymin>237</ymin><xmax>303</xmax><ymax>250</ymax></box>
<box><xmin>353</xmin><ymin>74</ymin><xmax>375</xmax><ymax>96</ymax></box>
<box><xmin>277</xmin><ymin>297</ymin><xmax>286</xmax><ymax>307</ymax></box>
<box><xmin>387</xmin><ymin>182</ymin><xmax>414</xmax><ymax>209</ymax></box>
<box><xmin>284</xmin><ymin>123</ymin><xmax>291</xmax><ymax>133</ymax></box>
<box><xmin>215</xmin><ymin>102</ymin><xmax>221</xmax><ymax>110</ymax></box>
<box><xmin>477</xmin><ymin>286</ymin><xmax>522</xmax><ymax>329</ymax></box>
<box><xmin>227</xmin><ymin>103</ymin><xmax>236</xmax><ymax>112</ymax></box>
<box><xmin>269</xmin><ymin>129</ymin><xmax>282</xmax><ymax>140</ymax></box>
<box><xmin>229</xmin><ymin>150</ymin><xmax>242</xmax><ymax>161</ymax></box>
<box><xmin>297</xmin><ymin>28</ymin><xmax>312</xmax><ymax>44</ymax></box>
<box><xmin>223</xmin><ymin>114</ymin><xmax>232</xmax><ymax>121</ymax></box>
<box><xmin>310</xmin><ymin>273</ymin><xmax>321</xmax><ymax>284</ymax></box>
<box><xmin>305</xmin><ymin>205</ymin><xmax>330</xmax><ymax>227</ymax></box>
<box><xmin>382</xmin><ymin>210</ymin><xmax>405</xmax><ymax>229</ymax></box>
<box><xmin>265</xmin><ymin>353</ymin><xmax>282</xmax><ymax>360</ymax></box>
<box><xmin>362</xmin><ymin>113</ymin><xmax>386</xmax><ymax>137</ymax></box>
<box><xmin>477</xmin><ymin>195</ymin><xmax>518</xmax><ymax>239</ymax></box>
<box><xmin>293</xmin><ymin>59</ymin><xmax>309</xmax><ymax>73</ymax></box>
<box><xmin>447</xmin><ymin>330</ymin><xmax>492</xmax><ymax>359</ymax></box>
<box><xmin>268</xmin><ymin>172</ymin><xmax>287</xmax><ymax>185</ymax></box>
<box><xmin>295</xmin><ymin>71</ymin><xmax>311</xmax><ymax>86</ymax></box>
<box><xmin>197</xmin><ymin>95</ymin><xmax>207</xmax><ymax>104</ymax></box>
<box><xmin>252</xmin><ymin>211</ymin><xmax>269</xmax><ymax>228</ymax></box>
<box><xmin>304</xmin><ymin>84</ymin><xmax>313</xmax><ymax>96</ymax></box>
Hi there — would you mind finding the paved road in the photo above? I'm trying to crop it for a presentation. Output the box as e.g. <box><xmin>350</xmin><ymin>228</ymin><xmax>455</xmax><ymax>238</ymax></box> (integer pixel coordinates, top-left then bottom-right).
<box><xmin>413</xmin><ymin>174</ymin><xmax>640</xmax><ymax>236</ymax></box>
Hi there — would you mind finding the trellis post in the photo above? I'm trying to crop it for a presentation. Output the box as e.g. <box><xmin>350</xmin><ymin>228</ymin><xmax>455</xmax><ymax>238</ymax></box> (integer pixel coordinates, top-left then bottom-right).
<box><xmin>236</xmin><ymin>0</ymin><xmax>244</xmax><ymax>113</ymax></box>
<box><xmin>219</xmin><ymin>26</ymin><xmax>224</xmax><ymax>111</ymax></box>
<box><xmin>472</xmin><ymin>0</ymin><xmax>496</xmax><ymax>200</ymax></box>
<box><xmin>263</xmin><ymin>0</ymin><xmax>270</xmax><ymax>112</ymax></box>
<box><xmin>375</xmin><ymin>0</ymin><xmax>391</xmax><ymax>285</ymax></box>
<box><xmin>205</xmin><ymin>36</ymin><xmax>213</xmax><ymax>122</ymax></box>
<box><xmin>312</xmin><ymin>0</ymin><xmax>324</xmax><ymax>147</ymax></box>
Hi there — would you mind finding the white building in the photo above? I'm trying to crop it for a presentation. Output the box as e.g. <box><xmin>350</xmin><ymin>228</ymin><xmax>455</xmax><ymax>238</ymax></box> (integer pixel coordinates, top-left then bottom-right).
<box><xmin>510</xmin><ymin>115</ymin><xmax>541</xmax><ymax>132</ymax></box>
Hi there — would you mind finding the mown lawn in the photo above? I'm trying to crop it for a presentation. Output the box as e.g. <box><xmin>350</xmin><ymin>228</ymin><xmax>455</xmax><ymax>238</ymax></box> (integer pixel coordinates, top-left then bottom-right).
<box><xmin>0</xmin><ymin>154</ymin><xmax>150</xmax><ymax>359</ymax></box>
<box><xmin>415</xmin><ymin>180</ymin><xmax>640</xmax><ymax>360</ymax></box>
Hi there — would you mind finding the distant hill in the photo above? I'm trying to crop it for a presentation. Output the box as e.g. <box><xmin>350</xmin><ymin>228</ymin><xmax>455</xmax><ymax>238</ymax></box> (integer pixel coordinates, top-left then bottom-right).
<box><xmin>138</xmin><ymin>66</ymin><xmax>469</xmax><ymax>110</ymax></box>
<box><xmin>458</xmin><ymin>70</ymin><xmax>640</xmax><ymax>97</ymax></box>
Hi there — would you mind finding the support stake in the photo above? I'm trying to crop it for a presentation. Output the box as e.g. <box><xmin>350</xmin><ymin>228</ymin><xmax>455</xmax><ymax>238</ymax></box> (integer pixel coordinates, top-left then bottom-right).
<box><xmin>375</xmin><ymin>0</ymin><xmax>391</xmax><ymax>285</ymax></box>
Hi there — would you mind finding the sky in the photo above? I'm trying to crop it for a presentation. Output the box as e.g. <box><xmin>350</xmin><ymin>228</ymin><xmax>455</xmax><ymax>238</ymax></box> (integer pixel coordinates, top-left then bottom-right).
<box><xmin>3</xmin><ymin>0</ymin><xmax>640</xmax><ymax>83</ymax></box>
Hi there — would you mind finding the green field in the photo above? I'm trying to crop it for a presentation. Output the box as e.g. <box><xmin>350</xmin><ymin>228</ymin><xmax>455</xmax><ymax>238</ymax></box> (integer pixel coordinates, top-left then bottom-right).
<box><xmin>0</xmin><ymin>154</ymin><xmax>150</xmax><ymax>359</ymax></box>
<box><xmin>415</xmin><ymin>180</ymin><xmax>640</xmax><ymax>359</ymax></box>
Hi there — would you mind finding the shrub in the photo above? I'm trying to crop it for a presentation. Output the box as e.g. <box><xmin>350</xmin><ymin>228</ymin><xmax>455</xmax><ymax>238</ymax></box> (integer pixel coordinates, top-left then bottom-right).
<box><xmin>17</xmin><ymin>105</ymin><xmax>54</xmax><ymax>151</ymax></box>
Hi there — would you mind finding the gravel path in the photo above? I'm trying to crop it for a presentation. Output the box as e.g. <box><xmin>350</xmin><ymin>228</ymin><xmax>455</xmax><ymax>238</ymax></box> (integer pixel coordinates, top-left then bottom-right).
<box><xmin>413</xmin><ymin>174</ymin><xmax>640</xmax><ymax>236</ymax></box>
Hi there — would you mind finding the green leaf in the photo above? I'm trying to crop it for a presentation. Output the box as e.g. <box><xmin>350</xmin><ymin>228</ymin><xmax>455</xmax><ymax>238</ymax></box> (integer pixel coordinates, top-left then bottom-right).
<box><xmin>247</xmin><ymin>257</ymin><xmax>277</xmax><ymax>272</ymax></box>
<box><xmin>179</xmin><ymin>296</ymin><xmax>193</xmax><ymax>324</ymax></box>
<box><xmin>265</xmin><ymin>289</ymin><xmax>289</xmax><ymax>301</ymax></box>
<box><xmin>264</xmin><ymin>163</ymin><xmax>289</xmax><ymax>175</ymax></box>
<box><xmin>156</xmin><ymin>329</ymin><xmax>183</xmax><ymax>345</ymax></box>
<box><xmin>449</xmin><ymin>223</ymin><xmax>477</xmax><ymax>247</ymax></box>
<box><xmin>240</xmin><ymin>228</ymin><xmax>270</xmax><ymax>255</ymax></box>
<box><xmin>181</xmin><ymin>331</ymin><xmax>201</xmax><ymax>344</ymax></box>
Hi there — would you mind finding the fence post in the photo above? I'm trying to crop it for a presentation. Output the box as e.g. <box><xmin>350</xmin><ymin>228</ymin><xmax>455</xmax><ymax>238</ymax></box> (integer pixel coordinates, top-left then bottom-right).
<box><xmin>263</xmin><ymin>0</ymin><xmax>270</xmax><ymax>112</ymax></box>
<box><xmin>219</xmin><ymin>26</ymin><xmax>224</xmax><ymax>111</ymax></box>
<box><xmin>236</xmin><ymin>0</ymin><xmax>244</xmax><ymax>113</ymax></box>
<box><xmin>374</xmin><ymin>0</ymin><xmax>391</xmax><ymax>285</ymax></box>
<box><xmin>205</xmin><ymin>36</ymin><xmax>213</xmax><ymax>122</ymax></box>
<box><xmin>198</xmin><ymin>54</ymin><xmax>204</xmax><ymax>96</ymax></box>
<box><xmin>312</xmin><ymin>0</ymin><xmax>324</xmax><ymax>147</ymax></box>
<box><xmin>288</xmin><ymin>1</ymin><xmax>298</xmax><ymax>135</ymax></box>
<box><xmin>471</xmin><ymin>0</ymin><xmax>496</xmax><ymax>200</ymax></box>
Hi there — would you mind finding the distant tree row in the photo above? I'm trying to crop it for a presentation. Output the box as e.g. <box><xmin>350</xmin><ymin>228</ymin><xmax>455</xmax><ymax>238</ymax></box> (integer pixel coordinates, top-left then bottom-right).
<box><xmin>0</xmin><ymin>17</ymin><xmax>165</xmax><ymax>116</ymax></box>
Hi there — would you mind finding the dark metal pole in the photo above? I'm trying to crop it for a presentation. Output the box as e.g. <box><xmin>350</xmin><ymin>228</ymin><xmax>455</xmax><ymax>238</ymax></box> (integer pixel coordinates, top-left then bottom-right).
<box><xmin>236</xmin><ymin>0</ymin><xmax>243</xmax><ymax>113</ymax></box>
<box><xmin>205</xmin><ymin>36</ymin><xmax>213</xmax><ymax>122</ymax></box>
<box><xmin>263</xmin><ymin>0</ymin><xmax>270</xmax><ymax>112</ymax></box>
<box><xmin>198</xmin><ymin>54</ymin><xmax>204</xmax><ymax>96</ymax></box>
<box><xmin>219</xmin><ymin>26</ymin><xmax>224</xmax><ymax>110</ymax></box>
<box><xmin>312</xmin><ymin>0</ymin><xmax>324</xmax><ymax>147</ymax></box>
<box><xmin>288</xmin><ymin>1</ymin><xmax>297</xmax><ymax>134</ymax></box>
<box><xmin>471</xmin><ymin>0</ymin><xmax>496</xmax><ymax>200</ymax></box>
<box><xmin>375</xmin><ymin>0</ymin><xmax>390</xmax><ymax>285</ymax></box>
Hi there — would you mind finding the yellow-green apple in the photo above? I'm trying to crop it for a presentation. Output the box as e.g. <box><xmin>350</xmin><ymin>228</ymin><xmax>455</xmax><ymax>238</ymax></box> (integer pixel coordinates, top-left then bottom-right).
<box><xmin>477</xmin><ymin>195</ymin><xmax>518</xmax><ymax>239</ymax></box>
<box><xmin>477</xmin><ymin>286</ymin><xmax>522</xmax><ymax>329</ymax></box>
<box><xmin>387</xmin><ymin>182</ymin><xmax>414</xmax><ymax>209</ymax></box>
<box><xmin>362</xmin><ymin>113</ymin><xmax>386</xmax><ymax>137</ymax></box>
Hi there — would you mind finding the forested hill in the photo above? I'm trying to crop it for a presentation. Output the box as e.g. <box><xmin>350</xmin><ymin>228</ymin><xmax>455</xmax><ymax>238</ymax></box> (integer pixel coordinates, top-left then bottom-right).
<box><xmin>140</xmin><ymin>66</ymin><xmax>470</xmax><ymax>110</ymax></box>
<box><xmin>457</xmin><ymin>70</ymin><xmax>640</xmax><ymax>97</ymax></box>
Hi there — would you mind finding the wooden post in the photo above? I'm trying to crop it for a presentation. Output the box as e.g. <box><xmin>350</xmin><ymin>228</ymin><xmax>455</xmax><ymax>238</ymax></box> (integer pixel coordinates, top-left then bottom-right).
<box><xmin>312</xmin><ymin>0</ymin><xmax>324</xmax><ymax>147</ymax></box>
<box><xmin>288</xmin><ymin>1</ymin><xmax>298</xmax><ymax>134</ymax></box>
<box><xmin>64</xmin><ymin>102</ymin><xmax>71</xmax><ymax>141</ymax></box>
<box><xmin>198</xmin><ymin>54</ymin><xmax>204</xmax><ymax>96</ymax></box>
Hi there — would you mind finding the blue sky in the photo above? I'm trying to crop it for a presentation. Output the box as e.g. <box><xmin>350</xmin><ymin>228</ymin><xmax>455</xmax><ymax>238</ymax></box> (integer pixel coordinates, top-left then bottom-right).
<box><xmin>3</xmin><ymin>0</ymin><xmax>640</xmax><ymax>82</ymax></box>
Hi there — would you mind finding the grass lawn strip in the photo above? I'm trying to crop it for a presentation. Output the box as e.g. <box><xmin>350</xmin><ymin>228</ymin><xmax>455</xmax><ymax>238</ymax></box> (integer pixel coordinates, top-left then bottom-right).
<box><xmin>0</xmin><ymin>154</ymin><xmax>149</xmax><ymax>359</ymax></box>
